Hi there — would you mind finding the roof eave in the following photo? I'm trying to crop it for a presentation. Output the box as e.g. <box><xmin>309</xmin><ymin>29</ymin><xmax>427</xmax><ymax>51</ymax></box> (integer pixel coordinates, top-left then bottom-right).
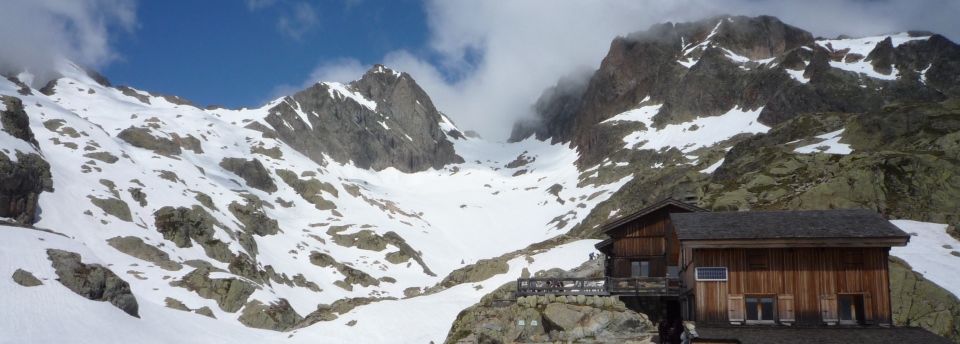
<box><xmin>601</xmin><ymin>198</ymin><xmax>707</xmax><ymax>233</ymax></box>
<box><xmin>680</xmin><ymin>236</ymin><xmax>910</xmax><ymax>249</ymax></box>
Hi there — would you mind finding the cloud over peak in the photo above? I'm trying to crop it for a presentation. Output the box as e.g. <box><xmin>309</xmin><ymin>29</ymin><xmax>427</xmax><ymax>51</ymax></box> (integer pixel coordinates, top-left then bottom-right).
<box><xmin>0</xmin><ymin>0</ymin><xmax>136</xmax><ymax>86</ymax></box>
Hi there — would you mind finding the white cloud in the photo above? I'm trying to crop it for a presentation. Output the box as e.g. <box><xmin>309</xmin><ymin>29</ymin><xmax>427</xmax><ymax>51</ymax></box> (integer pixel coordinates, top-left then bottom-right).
<box><xmin>0</xmin><ymin>0</ymin><xmax>136</xmax><ymax>86</ymax></box>
<box><xmin>291</xmin><ymin>0</ymin><xmax>960</xmax><ymax>140</ymax></box>
<box><xmin>246</xmin><ymin>0</ymin><xmax>280</xmax><ymax>11</ymax></box>
<box><xmin>247</xmin><ymin>0</ymin><xmax>320</xmax><ymax>41</ymax></box>
<box><xmin>276</xmin><ymin>2</ymin><xmax>319</xmax><ymax>40</ymax></box>
<box><xmin>263</xmin><ymin>57</ymin><xmax>369</xmax><ymax>103</ymax></box>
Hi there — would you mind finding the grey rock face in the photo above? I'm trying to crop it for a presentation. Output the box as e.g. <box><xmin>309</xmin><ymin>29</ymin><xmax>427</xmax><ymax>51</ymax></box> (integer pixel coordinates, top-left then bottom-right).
<box><xmin>12</xmin><ymin>268</ymin><xmax>42</xmax><ymax>287</ymax></box>
<box><xmin>263</xmin><ymin>65</ymin><xmax>463</xmax><ymax>173</ymax></box>
<box><xmin>46</xmin><ymin>249</ymin><xmax>139</xmax><ymax>318</ymax></box>
<box><xmin>237</xmin><ymin>299</ymin><xmax>303</xmax><ymax>331</ymax></box>
<box><xmin>106</xmin><ymin>236</ymin><xmax>182</xmax><ymax>271</ymax></box>
<box><xmin>219</xmin><ymin>158</ymin><xmax>277</xmax><ymax>193</ymax></box>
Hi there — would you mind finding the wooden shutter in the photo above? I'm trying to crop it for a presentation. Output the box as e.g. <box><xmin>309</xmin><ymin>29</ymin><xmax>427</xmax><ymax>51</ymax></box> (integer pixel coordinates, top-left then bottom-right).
<box><xmin>821</xmin><ymin>294</ymin><xmax>838</xmax><ymax>323</ymax></box>
<box><xmin>728</xmin><ymin>294</ymin><xmax>745</xmax><ymax>323</ymax></box>
<box><xmin>778</xmin><ymin>294</ymin><xmax>795</xmax><ymax>323</ymax></box>
<box><xmin>863</xmin><ymin>292</ymin><xmax>874</xmax><ymax>324</ymax></box>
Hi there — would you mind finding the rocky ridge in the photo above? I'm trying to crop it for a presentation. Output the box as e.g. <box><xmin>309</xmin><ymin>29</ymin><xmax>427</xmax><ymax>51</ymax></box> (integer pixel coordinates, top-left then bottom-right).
<box><xmin>261</xmin><ymin>65</ymin><xmax>464</xmax><ymax>173</ymax></box>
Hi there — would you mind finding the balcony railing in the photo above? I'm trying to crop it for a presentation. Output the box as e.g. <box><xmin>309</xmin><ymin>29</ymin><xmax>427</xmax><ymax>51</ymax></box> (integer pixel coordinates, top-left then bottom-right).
<box><xmin>515</xmin><ymin>277</ymin><xmax>681</xmax><ymax>297</ymax></box>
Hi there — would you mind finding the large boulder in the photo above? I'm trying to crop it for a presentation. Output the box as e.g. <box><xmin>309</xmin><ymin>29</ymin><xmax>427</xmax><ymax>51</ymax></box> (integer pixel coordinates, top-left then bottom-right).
<box><xmin>11</xmin><ymin>268</ymin><xmax>42</xmax><ymax>287</ymax></box>
<box><xmin>237</xmin><ymin>299</ymin><xmax>303</xmax><ymax>331</ymax></box>
<box><xmin>46</xmin><ymin>249</ymin><xmax>139</xmax><ymax>318</ymax></box>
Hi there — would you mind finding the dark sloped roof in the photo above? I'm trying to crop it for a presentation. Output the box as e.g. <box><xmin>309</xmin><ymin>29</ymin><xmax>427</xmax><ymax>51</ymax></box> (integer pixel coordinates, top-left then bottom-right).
<box><xmin>694</xmin><ymin>325</ymin><xmax>952</xmax><ymax>344</ymax></box>
<box><xmin>673</xmin><ymin>209</ymin><xmax>910</xmax><ymax>241</ymax></box>
<box><xmin>594</xmin><ymin>238</ymin><xmax>613</xmax><ymax>250</ymax></box>
<box><xmin>602</xmin><ymin>198</ymin><xmax>707</xmax><ymax>233</ymax></box>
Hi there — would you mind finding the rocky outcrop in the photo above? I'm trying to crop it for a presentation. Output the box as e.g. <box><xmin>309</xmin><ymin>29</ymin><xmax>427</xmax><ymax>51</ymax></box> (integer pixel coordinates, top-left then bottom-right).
<box><xmin>274</xmin><ymin>169</ymin><xmax>336</xmax><ymax>210</ymax></box>
<box><xmin>228</xmin><ymin>194</ymin><xmax>280</xmax><ymax>236</ymax></box>
<box><xmin>106</xmin><ymin>236</ymin><xmax>183</xmax><ymax>271</ymax></box>
<box><xmin>170</xmin><ymin>266</ymin><xmax>256</xmax><ymax>313</ymax></box>
<box><xmin>88</xmin><ymin>195</ymin><xmax>132</xmax><ymax>222</ymax></box>
<box><xmin>0</xmin><ymin>151</ymin><xmax>52</xmax><ymax>224</ymax></box>
<box><xmin>291</xmin><ymin>296</ymin><xmax>391</xmax><ymax>330</ymax></box>
<box><xmin>12</xmin><ymin>268</ymin><xmax>42</xmax><ymax>287</ymax></box>
<box><xmin>237</xmin><ymin>299</ymin><xmax>303</xmax><ymax>331</ymax></box>
<box><xmin>435</xmin><ymin>257</ymin><xmax>509</xmax><ymax>289</ymax></box>
<box><xmin>445</xmin><ymin>282</ymin><xmax>652</xmax><ymax>344</ymax></box>
<box><xmin>219</xmin><ymin>158</ymin><xmax>277</xmax><ymax>193</ymax></box>
<box><xmin>116</xmin><ymin>126</ymin><xmax>182</xmax><ymax>156</ymax></box>
<box><xmin>307</xmin><ymin>251</ymin><xmax>379</xmax><ymax>290</ymax></box>
<box><xmin>154</xmin><ymin>205</ymin><xmax>234</xmax><ymax>263</ymax></box>
<box><xmin>890</xmin><ymin>257</ymin><xmax>960</xmax><ymax>343</ymax></box>
<box><xmin>0</xmin><ymin>96</ymin><xmax>52</xmax><ymax>224</ymax></box>
<box><xmin>1</xmin><ymin>95</ymin><xmax>39</xmax><ymax>146</ymax></box>
<box><xmin>46</xmin><ymin>249</ymin><xmax>139</xmax><ymax>317</ymax></box>
<box><xmin>704</xmin><ymin>99</ymin><xmax>960</xmax><ymax>226</ymax></box>
<box><xmin>263</xmin><ymin>65</ymin><xmax>463</xmax><ymax>173</ymax></box>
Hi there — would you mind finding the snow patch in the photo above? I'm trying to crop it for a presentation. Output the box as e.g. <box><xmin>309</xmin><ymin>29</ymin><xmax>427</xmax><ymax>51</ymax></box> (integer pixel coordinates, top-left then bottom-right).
<box><xmin>891</xmin><ymin>220</ymin><xmax>960</xmax><ymax>300</ymax></box>
<box><xmin>700</xmin><ymin>158</ymin><xmax>725</xmax><ymax>174</ymax></box>
<box><xmin>794</xmin><ymin>129</ymin><xmax>852</xmax><ymax>155</ymax></box>
<box><xmin>620</xmin><ymin>106</ymin><xmax>768</xmax><ymax>153</ymax></box>
<box><xmin>324</xmin><ymin>82</ymin><xmax>378</xmax><ymax>111</ymax></box>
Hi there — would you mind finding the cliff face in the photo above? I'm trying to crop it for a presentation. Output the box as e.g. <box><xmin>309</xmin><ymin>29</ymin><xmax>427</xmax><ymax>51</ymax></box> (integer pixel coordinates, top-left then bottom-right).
<box><xmin>263</xmin><ymin>65</ymin><xmax>463</xmax><ymax>173</ymax></box>
<box><xmin>0</xmin><ymin>95</ymin><xmax>52</xmax><ymax>224</ymax></box>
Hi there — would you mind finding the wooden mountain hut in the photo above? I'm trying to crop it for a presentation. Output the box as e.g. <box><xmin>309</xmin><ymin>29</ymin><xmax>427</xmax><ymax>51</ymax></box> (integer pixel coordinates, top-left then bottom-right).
<box><xmin>672</xmin><ymin>209</ymin><xmax>910</xmax><ymax>327</ymax></box>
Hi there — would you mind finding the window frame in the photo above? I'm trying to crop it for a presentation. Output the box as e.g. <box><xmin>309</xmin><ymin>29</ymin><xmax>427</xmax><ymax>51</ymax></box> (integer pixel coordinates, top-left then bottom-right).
<box><xmin>631</xmin><ymin>261</ymin><xmax>650</xmax><ymax>277</ymax></box>
<box><xmin>744</xmin><ymin>294</ymin><xmax>777</xmax><ymax>324</ymax></box>
<box><xmin>837</xmin><ymin>293</ymin><xmax>866</xmax><ymax>325</ymax></box>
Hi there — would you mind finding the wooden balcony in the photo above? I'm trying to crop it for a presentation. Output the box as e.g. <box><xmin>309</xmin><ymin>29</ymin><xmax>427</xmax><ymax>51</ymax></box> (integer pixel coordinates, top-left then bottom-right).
<box><xmin>515</xmin><ymin>277</ymin><xmax>681</xmax><ymax>297</ymax></box>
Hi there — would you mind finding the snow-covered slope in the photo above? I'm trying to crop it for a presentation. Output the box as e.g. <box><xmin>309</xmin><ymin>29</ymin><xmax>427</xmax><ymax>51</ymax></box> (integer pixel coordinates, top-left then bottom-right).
<box><xmin>0</xmin><ymin>60</ymin><xmax>627</xmax><ymax>343</ymax></box>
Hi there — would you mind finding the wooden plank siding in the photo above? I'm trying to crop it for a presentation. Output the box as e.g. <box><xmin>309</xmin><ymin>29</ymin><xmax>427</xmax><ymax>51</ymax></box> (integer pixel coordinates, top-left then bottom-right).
<box><xmin>684</xmin><ymin>247</ymin><xmax>893</xmax><ymax>326</ymax></box>
<box><xmin>607</xmin><ymin>207</ymin><xmax>688</xmax><ymax>278</ymax></box>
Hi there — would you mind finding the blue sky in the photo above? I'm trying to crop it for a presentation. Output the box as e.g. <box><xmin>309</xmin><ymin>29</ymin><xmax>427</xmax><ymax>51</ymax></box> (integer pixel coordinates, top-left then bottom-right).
<box><xmin>102</xmin><ymin>1</ymin><xmax>432</xmax><ymax>108</ymax></box>
<box><xmin>2</xmin><ymin>0</ymin><xmax>959</xmax><ymax>139</ymax></box>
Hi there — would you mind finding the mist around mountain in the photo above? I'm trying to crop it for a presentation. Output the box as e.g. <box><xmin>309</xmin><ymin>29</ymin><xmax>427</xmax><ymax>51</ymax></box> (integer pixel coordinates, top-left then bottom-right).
<box><xmin>1</xmin><ymin>14</ymin><xmax>959</xmax><ymax>344</ymax></box>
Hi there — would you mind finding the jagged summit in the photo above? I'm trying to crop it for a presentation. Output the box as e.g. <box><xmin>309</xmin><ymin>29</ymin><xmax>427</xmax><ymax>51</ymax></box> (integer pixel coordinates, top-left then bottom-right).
<box><xmin>262</xmin><ymin>64</ymin><xmax>464</xmax><ymax>173</ymax></box>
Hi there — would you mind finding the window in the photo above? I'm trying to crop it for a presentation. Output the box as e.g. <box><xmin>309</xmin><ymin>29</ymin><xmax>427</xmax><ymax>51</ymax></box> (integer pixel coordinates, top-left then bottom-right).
<box><xmin>631</xmin><ymin>261</ymin><xmax>649</xmax><ymax>277</ymax></box>
<box><xmin>745</xmin><ymin>296</ymin><xmax>775</xmax><ymax>323</ymax></box>
<box><xmin>838</xmin><ymin>294</ymin><xmax>866</xmax><ymax>324</ymax></box>
<box><xmin>695</xmin><ymin>267</ymin><xmax>728</xmax><ymax>281</ymax></box>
